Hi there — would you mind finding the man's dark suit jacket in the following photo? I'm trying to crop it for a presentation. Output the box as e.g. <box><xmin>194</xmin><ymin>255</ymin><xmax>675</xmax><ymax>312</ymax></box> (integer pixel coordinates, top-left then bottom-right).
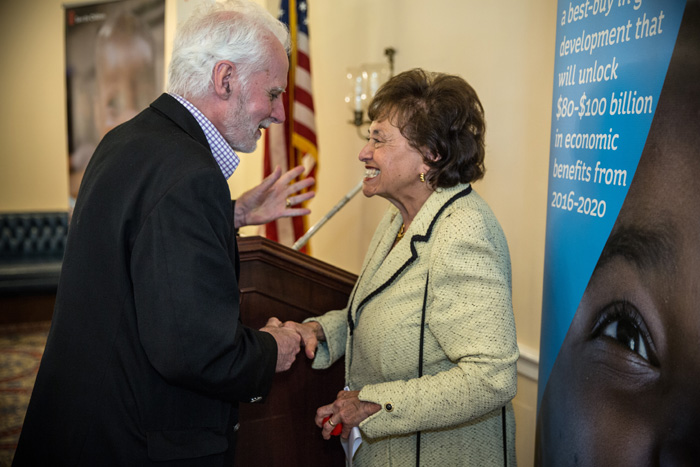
<box><xmin>12</xmin><ymin>94</ymin><xmax>277</xmax><ymax>466</ymax></box>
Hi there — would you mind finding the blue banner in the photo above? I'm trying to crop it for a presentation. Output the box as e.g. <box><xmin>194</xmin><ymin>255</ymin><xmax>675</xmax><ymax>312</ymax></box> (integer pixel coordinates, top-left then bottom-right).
<box><xmin>537</xmin><ymin>0</ymin><xmax>697</xmax><ymax>463</ymax></box>
<box><xmin>539</xmin><ymin>0</ymin><xmax>685</xmax><ymax>400</ymax></box>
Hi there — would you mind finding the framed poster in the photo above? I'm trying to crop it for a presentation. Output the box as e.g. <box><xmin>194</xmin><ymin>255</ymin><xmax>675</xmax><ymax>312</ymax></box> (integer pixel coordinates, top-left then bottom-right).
<box><xmin>65</xmin><ymin>0</ymin><xmax>165</xmax><ymax>200</ymax></box>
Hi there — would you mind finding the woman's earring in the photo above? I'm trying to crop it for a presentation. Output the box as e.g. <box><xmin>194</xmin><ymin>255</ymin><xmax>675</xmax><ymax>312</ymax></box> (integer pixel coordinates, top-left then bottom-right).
<box><xmin>419</xmin><ymin>173</ymin><xmax>426</xmax><ymax>183</ymax></box>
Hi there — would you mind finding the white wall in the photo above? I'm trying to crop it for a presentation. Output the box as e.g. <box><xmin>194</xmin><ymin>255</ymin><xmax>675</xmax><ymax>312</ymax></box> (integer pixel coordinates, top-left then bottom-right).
<box><xmin>0</xmin><ymin>1</ymin><xmax>556</xmax><ymax>465</ymax></box>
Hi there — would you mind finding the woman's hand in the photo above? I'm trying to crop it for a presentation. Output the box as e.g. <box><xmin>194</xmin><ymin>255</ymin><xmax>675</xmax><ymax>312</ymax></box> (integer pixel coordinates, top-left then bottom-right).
<box><xmin>283</xmin><ymin>321</ymin><xmax>324</xmax><ymax>359</ymax></box>
<box><xmin>315</xmin><ymin>390</ymin><xmax>381</xmax><ymax>440</ymax></box>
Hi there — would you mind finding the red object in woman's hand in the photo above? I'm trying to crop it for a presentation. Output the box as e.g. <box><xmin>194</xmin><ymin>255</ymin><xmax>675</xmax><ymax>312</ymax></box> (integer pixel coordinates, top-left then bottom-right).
<box><xmin>322</xmin><ymin>416</ymin><xmax>343</xmax><ymax>436</ymax></box>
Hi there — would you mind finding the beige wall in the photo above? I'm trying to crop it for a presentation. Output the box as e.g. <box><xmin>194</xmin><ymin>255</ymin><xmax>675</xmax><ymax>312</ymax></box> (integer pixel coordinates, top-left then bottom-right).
<box><xmin>0</xmin><ymin>1</ymin><xmax>556</xmax><ymax>465</ymax></box>
<box><xmin>0</xmin><ymin>0</ymin><xmax>70</xmax><ymax>212</ymax></box>
<box><xmin>286</xmin><ymin>3</ymin><xmax>555</xmax><ymax>464</ymax></box>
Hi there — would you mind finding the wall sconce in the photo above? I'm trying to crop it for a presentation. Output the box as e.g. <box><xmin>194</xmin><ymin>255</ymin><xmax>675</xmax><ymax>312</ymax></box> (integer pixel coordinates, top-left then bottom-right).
<box><xmin>345</xmin><ymin>47</ymin><xmax>396</xmax><ymax>138</ymax></box>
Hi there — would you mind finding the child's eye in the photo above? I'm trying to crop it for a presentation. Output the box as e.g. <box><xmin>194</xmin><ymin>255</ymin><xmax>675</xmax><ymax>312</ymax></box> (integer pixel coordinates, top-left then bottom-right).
<box><xmin>591</xmin><ymin>300</ymin><xmax>657</xmax><ymax>365</ymax></box>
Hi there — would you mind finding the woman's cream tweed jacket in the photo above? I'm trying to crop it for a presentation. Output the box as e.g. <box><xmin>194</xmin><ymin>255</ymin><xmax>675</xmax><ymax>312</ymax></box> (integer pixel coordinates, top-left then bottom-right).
<box><xmin>309</xmin><ymin>183</ymin><xmax>519</xmax><ymax>466</ymax></box>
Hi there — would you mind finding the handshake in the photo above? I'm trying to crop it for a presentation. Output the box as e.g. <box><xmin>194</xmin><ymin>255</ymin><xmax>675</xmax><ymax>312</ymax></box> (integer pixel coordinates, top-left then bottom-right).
<box><xmin>260</xmin><ymin>317</ymin><xmax>380</xmax><ymax>441</ymax></box>
<box><xmin>259</xmin><ymin>317</ymin><xmax>325</xmax><ymax>372</ymax></box>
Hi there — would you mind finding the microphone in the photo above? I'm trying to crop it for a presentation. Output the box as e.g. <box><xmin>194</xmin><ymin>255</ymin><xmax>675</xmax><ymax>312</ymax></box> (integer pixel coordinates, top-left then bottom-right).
<box><xmin>292</xmin><ymin>179</ymin><xmax>364</xmax><ymax>251</ymax></box>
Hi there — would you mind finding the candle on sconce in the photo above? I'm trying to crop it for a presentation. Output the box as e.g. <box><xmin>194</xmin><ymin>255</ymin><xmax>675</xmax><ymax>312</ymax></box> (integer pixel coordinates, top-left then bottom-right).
<box><xmin>345</xmin><ymin>58</ymin><xmax>392</xmax><ymax>129</ymax></box>
<box><xmin>367</xmin><ymin>64</ymin><xmax>390</xmax><ymax>100</ymax></box>
<box><xmin>368</xmin><ymin>70</ymin><xmax>380</xmax><ymax>98</ymax></box>
<box><xmin>345</xmin><ymin>67</ymin><xmax>365</xmax><ymax>114</ymax></box>
<box><xmin>354</xmin><ymin>72</ymin><xmax>364</xmax><ymax>112</ymax></box>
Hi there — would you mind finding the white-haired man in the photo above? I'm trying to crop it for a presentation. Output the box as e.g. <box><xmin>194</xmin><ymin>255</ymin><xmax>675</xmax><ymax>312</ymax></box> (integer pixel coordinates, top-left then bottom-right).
<box><xmin>13</xmin><ymin>1</ymin><xmax>312</xmax><ymax>465</ymax></box>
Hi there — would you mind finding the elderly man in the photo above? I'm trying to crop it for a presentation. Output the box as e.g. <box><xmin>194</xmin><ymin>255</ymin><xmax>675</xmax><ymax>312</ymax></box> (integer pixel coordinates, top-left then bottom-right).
<box><xmin>13</xmin><ymin>1</ymin><xmax>311</xmax><ymax>465</ymax></box>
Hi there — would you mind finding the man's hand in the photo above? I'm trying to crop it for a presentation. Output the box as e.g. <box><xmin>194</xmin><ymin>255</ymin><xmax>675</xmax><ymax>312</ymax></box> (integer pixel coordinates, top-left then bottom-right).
<box><xmin>234</xmin><ymin>165</ymin><xmax>315</xmax><ymax>228</ymax></box>
<box><xmin>260</xmin><ymin>317</ymin><xmax>301</xmax><ymax>372</ymax></box>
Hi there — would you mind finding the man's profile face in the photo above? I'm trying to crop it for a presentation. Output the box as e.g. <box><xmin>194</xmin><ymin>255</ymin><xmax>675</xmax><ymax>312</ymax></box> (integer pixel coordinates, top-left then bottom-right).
<box><xmin>223</xmin><ymin>37</ymin><xmax>288</xmax><ymax>153</ymax></box>
<box><xmin>537</xmin><ymin>134</ymin><xmax>700</xmax><ymax>465</ymax></box>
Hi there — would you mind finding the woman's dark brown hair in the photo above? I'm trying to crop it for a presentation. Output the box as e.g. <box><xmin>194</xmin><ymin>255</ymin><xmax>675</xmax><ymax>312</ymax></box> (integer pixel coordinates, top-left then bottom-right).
<box><xmin>367</xmin><ymin>68</ymin><xmax>486</xmax><ymax>187</ymax></box>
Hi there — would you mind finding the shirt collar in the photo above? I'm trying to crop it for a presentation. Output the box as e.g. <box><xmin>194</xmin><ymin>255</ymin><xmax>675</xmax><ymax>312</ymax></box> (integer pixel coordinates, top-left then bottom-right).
<box><xmin>169</xmin><ymin>93</ymin><xmax>240</xmax><ymax>179</ymax></box>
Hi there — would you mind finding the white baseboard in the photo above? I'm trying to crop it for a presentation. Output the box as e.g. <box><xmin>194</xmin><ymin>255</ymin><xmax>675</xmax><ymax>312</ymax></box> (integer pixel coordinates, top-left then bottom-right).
<box><xmin>517</xmin><ymin>343</ymin><xmax>539</xmax><ymax>382</ymax></box>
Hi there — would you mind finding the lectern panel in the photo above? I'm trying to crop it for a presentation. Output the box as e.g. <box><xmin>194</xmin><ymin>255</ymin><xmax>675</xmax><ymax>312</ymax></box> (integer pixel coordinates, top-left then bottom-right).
<box><xmin>235</xmin><ymin>237</ymin><xmax>356</xmax><ymax>467</ymax></box>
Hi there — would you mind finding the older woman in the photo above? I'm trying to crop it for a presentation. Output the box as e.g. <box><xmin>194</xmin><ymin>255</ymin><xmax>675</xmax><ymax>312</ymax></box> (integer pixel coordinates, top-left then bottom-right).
<box><xmin>286</xmin><ymin>68</ymin><xmax>518</xmax><ymax>466</ymax></box>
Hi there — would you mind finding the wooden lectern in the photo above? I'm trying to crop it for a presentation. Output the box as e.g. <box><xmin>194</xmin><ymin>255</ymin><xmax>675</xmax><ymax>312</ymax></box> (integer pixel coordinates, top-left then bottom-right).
<box><xmin>235</xmin><ymin>236</ymin><xmax>357</xmax><ymax>467</ymax></box>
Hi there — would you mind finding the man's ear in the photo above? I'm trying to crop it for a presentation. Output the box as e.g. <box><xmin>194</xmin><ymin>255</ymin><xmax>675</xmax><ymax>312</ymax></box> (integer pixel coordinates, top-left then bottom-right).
<box><xmin>212</xmin><ymin>60</ymin><xmax>236</xmax><ymax>99</ymax></box>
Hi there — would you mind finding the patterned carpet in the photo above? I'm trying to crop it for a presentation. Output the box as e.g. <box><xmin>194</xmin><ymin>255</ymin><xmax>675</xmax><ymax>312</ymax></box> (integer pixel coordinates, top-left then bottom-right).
<box><xmin>0</xmin><ymin>321</ymin><xmax>50</xmax><ymax>467</ymax></box>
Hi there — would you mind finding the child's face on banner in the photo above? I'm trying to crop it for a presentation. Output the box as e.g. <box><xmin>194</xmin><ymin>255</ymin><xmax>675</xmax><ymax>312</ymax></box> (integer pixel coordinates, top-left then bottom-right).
<box><xmin>537</xmin><ymin>98</ymin><xmax>700</xmax><ymax>465</ymax></box>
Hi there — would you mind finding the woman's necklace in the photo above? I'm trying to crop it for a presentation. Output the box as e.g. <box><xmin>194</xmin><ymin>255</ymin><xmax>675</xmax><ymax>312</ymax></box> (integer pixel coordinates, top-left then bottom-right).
<box><xmin>396</xmin><ymin>223</ymin><xmax>406</xmax><ymax>240</ymax></box>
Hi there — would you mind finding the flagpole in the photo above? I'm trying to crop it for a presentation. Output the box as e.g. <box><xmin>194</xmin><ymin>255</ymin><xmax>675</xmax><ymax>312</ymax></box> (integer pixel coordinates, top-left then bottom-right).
<box><xmin>292</xmin><ymin>179</ymin><xmax>364</xmax><ymax>251</ymax></box>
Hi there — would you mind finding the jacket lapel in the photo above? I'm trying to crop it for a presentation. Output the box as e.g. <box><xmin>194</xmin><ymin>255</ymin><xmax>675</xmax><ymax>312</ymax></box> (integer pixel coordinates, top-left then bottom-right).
<box><xmin>349</xmin><ymin>184</ymin><xmax>473</xmax><ymax>327</ymax></box>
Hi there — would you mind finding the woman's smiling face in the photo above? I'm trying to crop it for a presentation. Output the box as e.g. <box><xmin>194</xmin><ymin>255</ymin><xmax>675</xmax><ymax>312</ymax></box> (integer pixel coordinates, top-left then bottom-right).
<box><xmin>358</xmin><ymin>119</ymin><xmax>429</xmax><ymax>205</ymax></box>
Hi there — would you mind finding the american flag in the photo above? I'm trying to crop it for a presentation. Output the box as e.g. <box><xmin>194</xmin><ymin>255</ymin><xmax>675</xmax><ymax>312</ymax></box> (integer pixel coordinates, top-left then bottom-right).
<box><xmin>263</xmin><ymin>0</ymin><xmax>317</xmax><ymax>253</ymax></box>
